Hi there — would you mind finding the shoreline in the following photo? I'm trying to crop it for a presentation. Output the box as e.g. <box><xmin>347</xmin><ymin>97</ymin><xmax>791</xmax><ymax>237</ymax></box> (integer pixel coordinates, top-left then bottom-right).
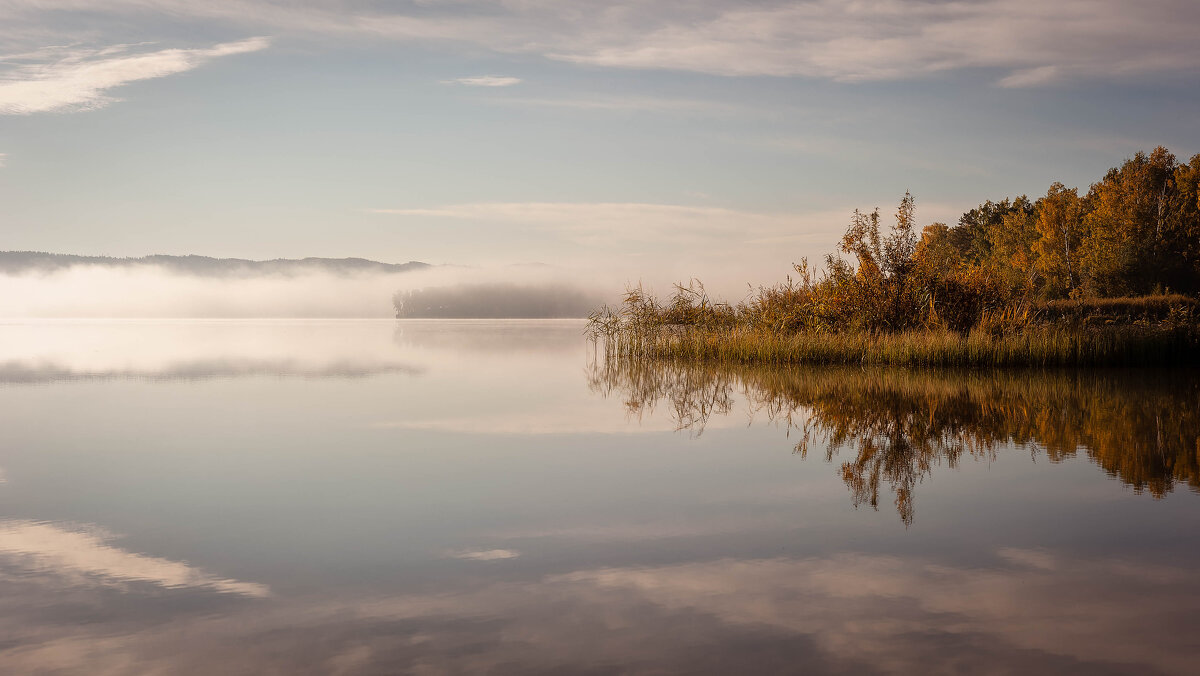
<box><xmin>591</xmin><ymin>322</ymin><xmax>1200</xmax><ymax>367</ymax></box>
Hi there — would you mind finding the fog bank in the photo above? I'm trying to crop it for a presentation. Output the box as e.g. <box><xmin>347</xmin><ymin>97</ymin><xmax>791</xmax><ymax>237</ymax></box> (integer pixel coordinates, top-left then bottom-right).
<box><xmin>0</xmin><ymin>262</ymin><xmax>627</xmax><ymax>318</ymax></box>
<box><xmin>0</xmin><ymin>251</ymin><xmax>798</xmax><ymax>318</ymax></box>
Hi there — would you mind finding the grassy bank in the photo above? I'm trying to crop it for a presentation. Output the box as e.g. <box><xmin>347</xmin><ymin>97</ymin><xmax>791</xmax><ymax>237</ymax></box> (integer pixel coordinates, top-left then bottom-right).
<box><xmin>588</xmin><ymin>285</ymin><xmax>1199</xmax><ymax>366</ymax></box>
<box><xmin>594</xmin><ymin>323</ymin><xmax>1198</xmax><ymax>367</ymax></box>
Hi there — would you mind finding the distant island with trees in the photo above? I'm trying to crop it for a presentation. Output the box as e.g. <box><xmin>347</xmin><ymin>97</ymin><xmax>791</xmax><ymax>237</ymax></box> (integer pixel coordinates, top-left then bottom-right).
<box><xmin>589</xmin><ymin>146</ymin><xmax>1200</xmax><ymax>366</ymax></box>
<box><xmin>395</xmin><ymin>283</ymin><xmax>601</xmax><ymax>319</ymax></box>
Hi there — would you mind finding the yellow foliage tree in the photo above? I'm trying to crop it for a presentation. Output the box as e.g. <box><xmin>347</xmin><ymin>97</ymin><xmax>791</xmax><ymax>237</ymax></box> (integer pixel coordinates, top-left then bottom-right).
<box><xmin>1033</xmin><ymin>182</ymin><xmax>1084</xmax><ymax>297</ymax></box>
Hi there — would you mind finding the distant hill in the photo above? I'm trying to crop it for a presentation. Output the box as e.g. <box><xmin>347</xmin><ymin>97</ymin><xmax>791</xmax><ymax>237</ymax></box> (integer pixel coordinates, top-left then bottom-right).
<box><xmin>0</xmin><ymin>252</ymin><xmax>430</xmax><ymax>276</ymax></box>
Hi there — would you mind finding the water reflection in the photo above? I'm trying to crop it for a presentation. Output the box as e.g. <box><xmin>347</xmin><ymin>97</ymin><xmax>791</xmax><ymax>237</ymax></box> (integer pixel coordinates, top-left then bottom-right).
<box><xmin>590</xmin><ymin>360</ymin><xmax>1200</xmax><ymax>524</ymax></box>
<box><xmin>0</xmin><ymin>320</ymin><xmax>425</xmax><ymax>383</ymax></box>
<box><xmin>393</xmin><ymin>318</ymin><xmax>586</xmax><ymax>354</ymax></box>
<box><xmin>0</xmin><ymin>359</ymin><xmax>424</xmax><ymax>383</ymax></box>
<box><xmin>0</xmin><ymin>319</ymin><xmax>587</xmax><ymax>383</ymax></box>
<box><xmin>0</xmin><ymin>321</ymin><xmax>1197</xmax><ymax>674</ymax></box>
<box><xmin>1</xmin><ymin>547</ymin><xmax>1196</xmax><ymax>674</ymax></box>
<box><xmin>0</xmin><ymin>520</ymin><xmax>268</xmax><ymax>597</ymax></box>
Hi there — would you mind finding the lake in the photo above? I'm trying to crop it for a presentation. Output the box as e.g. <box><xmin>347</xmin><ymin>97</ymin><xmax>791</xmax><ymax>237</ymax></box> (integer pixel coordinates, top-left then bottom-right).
<box><xmin>0</xmin><ymin>319</ymin><xmax>1197</xmax><ymax>674</ymax></box>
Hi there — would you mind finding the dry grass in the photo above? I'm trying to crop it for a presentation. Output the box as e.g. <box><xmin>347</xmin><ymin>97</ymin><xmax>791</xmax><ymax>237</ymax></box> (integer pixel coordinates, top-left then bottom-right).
<box><xmin>1034</xmin><ymin>294</ymin><xmax>1198</xmax><ymax>323</ymax></box>
<box><xmin>588</xmin><ymin>284</ymin><xmax>1199</xmax><ymax>367</ymax></box>
<box><xmin>618</xmin><ymin>326</ymin><xmax>1197</xmax><ymax>367</ymax></box>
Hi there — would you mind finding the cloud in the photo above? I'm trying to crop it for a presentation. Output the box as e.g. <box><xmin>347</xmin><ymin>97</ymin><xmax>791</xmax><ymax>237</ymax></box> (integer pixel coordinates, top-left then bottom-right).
<box><xmin>0</xmin><ymin>520</ymin><xmax>269</xmax><ymax>597</ymax></box>
<box><xmin>367</xmin><ymin>200</ymin><xmax>872</xmax><ymax>296</ymax></box>
<box><xmin>0</xmin><ymin>37</ymin><xmax>269</xmax><ymax>114</ymax></box>
<box><xmin>0</xmin><ymin>152</ymin><xmax>5</xmax><ymax>167</ymax></box>
<box><xmin>5</xmin><ymin>1</ymin><xmax>1200</xmax><ymax>86</ymax></box>
<box><xmin>369</xmin><ymin>202</ymin><xmax>841</xmax><ymax>247</ymax></box>
<box><xmin>489</xmin><ymin>95</ymin><xmax>757</xmax><ymax>117</ymax></box>
<box><xmin>996</xmin><ymin>65</ymin><xmax>1061</xmax><ymax>88</ymax></box>
<box><xmin>443</xmin><ymin>75</ymin><xmax>521</xmax><ymax>87</ymax></box>
<box><xmin>448</xmin><ymin>549</ymin><xmax>520</xmax><ymax>561</ymax></box>
<box><xmin>534</xmin><ymin>0</ymin><xmax>1200</xmax><ymax>86</ymax></box>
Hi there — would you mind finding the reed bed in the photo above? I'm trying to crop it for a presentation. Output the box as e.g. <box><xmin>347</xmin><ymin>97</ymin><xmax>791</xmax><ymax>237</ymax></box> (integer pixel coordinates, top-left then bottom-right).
<box><xmin>593</xmin><ymin>324</ymin><xmax>1199</xmax><ymax>367</ymax></box>
<box><xmin>1033</xmin><ymin>294</ymin><xmax>1198</xmax><ymax>322</ymax></box>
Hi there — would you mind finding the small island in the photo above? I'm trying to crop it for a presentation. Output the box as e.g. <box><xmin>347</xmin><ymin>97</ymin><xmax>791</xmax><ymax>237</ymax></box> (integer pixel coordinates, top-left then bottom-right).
<box><xmin>395</xmin><ymin>283</ymin><xmax>602</xmax><ymax>318</ymax></box>
<box><xmin>589</xmin><ymin>147</ymin><xmax>1200</xmax><ymax>366</ymax></box>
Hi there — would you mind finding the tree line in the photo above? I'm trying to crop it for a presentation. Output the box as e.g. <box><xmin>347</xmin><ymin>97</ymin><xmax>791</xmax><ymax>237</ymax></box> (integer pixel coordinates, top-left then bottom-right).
<box><xmin>929</xmin><ymin>146</ymin><xmax>1200</xmax><ymax>299</ymax></box>
<box><xmin>750</xmin><ymin>146</ymin><xmax>1200</xmax><ymax>333</ymax></box>
<box><xmin>587</xmin><ymin>147</ymin><xmax>1200</xmax><ymax>365</ymax></box>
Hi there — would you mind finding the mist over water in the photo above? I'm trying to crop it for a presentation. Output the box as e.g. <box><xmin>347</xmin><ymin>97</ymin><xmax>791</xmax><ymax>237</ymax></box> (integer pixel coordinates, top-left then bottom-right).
<box><xmin>0</xmin><ymin>251</ymin><xmax>786</xmax><ymax>320</ymax></box>
<box><xmin>0</xmin><ymin>264</ymin><xmax>626</xmax><ymax>318</ymax></box>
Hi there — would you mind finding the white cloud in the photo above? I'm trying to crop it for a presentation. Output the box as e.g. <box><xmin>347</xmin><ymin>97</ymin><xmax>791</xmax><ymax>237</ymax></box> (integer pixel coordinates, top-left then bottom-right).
<box><xmin>996</xmin><ymin>65</ymin><xmax>1061</xmax><ymax>88</ymax></box>
<box><xmin>0</xmin><ymin>152</ymin><xmax>6</xmax><ymax>167</ymax></box>
<box><xmin>369</xmin><ymin>202</ymin><xmax>839</xmax><ymax>247</ymax></box>
<box><xmin>444</xmin><ymin>75</ymin><xmax>521</xmax><ymax>87</ymax></box>
<box><xmin>448</xmin><ymin>549</ymin><xmax>520</xmax><ymax>561</ymax></box>
<box><xmin>367</xmin><ymin>201</ymin><xmax>863</xmax><ymax>293</ymax></box>
<box><xmin>366</xmin><ymin>199</ymin><xmax>962</xmax><ymax>292</ymax></box>
<box><xmin>0</xmin><ymin>37</ymin><xmax>270</xmax><ymax>114</ymax></box>
<box><xmin>489</xmin><ymin>95</ymin><xmax>756</xmax><ymax>117</ymax></box>
<box><xmin>4</xmin><ymin>1</ymin><xmax>1199</xmax><ymax>86</ymax></box>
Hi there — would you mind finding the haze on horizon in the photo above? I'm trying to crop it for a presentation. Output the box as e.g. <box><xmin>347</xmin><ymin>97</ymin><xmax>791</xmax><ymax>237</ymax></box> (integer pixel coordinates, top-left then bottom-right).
<box><xmin>3</xmin><ymin>0</ymin><xmax>1200</xmax><ymax>307</ymax></box>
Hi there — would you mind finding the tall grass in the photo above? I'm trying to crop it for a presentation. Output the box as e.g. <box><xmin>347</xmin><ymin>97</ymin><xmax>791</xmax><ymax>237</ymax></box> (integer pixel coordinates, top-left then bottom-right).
<box><xmin>587</xmin><ymin>286</ymin><xmax>1200</xmax><ymax>367</ymax></box>
<box><xmin>596</xmin><ymin>325</ymin><xmax>1197</xmax><ymax>367</ymax></box>
<box><xmin>1034</xmin><ymin>294</ymin><xmax>1198</xmax><ymax>323</ymax></box>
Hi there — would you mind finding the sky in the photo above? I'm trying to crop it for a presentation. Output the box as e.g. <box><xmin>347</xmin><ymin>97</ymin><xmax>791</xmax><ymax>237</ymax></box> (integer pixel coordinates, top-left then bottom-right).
<box><xmin>2</xmin><ymin>0</ymin><xmax>1200</xmax><ymax>293</ymax></box>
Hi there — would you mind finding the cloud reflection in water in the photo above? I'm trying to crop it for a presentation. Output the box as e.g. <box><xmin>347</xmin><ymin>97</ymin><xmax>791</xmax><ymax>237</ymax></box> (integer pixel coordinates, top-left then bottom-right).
<box><xmin>0</xmin><ymin>520</ymin><xmax>268</xmax><ymax>597</ymax></box>
<box><xmin>0</xmin><ymin>548</ymin><xmax>1193</xmax><ymax>674</ymax></box>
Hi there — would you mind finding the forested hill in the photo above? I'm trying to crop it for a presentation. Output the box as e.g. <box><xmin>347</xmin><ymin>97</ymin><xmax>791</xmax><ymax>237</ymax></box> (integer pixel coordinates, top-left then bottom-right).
<box><xmin>0</xmin><ymin>252</ymin><xmax>430</xmax><ymax>276</ymax></box>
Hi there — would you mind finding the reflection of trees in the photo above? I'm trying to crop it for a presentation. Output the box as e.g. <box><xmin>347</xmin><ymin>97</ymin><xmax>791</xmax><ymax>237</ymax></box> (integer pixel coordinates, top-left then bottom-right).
<box><xmin>588</xmin><ymin>360</ymin><xmax>1200</xmax><ymax>524</ymax></box>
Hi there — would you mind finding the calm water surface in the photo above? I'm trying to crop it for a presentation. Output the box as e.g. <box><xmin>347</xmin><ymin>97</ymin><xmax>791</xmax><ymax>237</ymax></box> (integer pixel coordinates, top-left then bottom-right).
<box><xmin>0</xmin><ymin>320</ymin><xmax>1198</xmax><ymax>674</ymax></box>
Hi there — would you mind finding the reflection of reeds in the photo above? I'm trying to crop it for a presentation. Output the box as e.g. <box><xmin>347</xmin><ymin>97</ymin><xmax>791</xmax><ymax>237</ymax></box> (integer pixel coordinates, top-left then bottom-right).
<box><xmin>589</xmin><ymin>360</ymin><xmax>1200</xmax><ymax>524</ymax></box>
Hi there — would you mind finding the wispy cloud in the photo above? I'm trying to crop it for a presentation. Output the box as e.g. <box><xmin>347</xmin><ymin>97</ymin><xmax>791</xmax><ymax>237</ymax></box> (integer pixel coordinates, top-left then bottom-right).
<box><xmin>443</xmin><ymin>75</ymin><xmax>521</xmax><ymax>87</ymax></box>
<box><xmin>368</xmin><ymin>202</ymin><xmax>837</xmax><ymax>247</ymax></box>
<box><xmin>448</xmin><ymin>548</ymin><xmax>520</xmax><ymax>561</ymax></box>
<box><xmin>5</xmin><ymin>1</ymin><xmax>1199</xmax><ymax>86</ymax></box>
<box><xmin>995</xmin><ymin>65</ymin><xmax>1061</xmax><ymax>88</ymax></box>
<box><xmin>0</xmin><ymin>37</ymin><xmax>270</xmax><ymax>114</ymax></box>
<box><xmin>490</xmin><ymin>95</ymin><xmax>758</xmax><ymax>117</ymax></box>
<box><xmin>0</xmin><ymin>153</ymin><xmax>6</xmax><ymax>167</ymax></box>
<box><xmin>0</xmin><ymin>519</ymin><xmax>269</xmax><ymax>596</ymax></box>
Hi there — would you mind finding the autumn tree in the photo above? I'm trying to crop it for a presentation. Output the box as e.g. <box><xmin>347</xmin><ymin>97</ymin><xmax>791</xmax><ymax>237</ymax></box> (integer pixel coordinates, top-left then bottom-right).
<box><xmin>828</xmin><ymin>192</ymin><xmax>923</xmax><ymax>330</ymax></box>
<box><xmin>1165</xmin><ymin>153</ymin><xmax>1200</xmax><ymax>293</ymax></box>
<box><xmin>1033</xmin><ymin>182</ymin><xmax>1084</xmax><ymax>298</ymax></box>
<box><xmin>1080</xmin><ymin>147</ymin><xmax>1179</xmax><ymax>295</ymax></box>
